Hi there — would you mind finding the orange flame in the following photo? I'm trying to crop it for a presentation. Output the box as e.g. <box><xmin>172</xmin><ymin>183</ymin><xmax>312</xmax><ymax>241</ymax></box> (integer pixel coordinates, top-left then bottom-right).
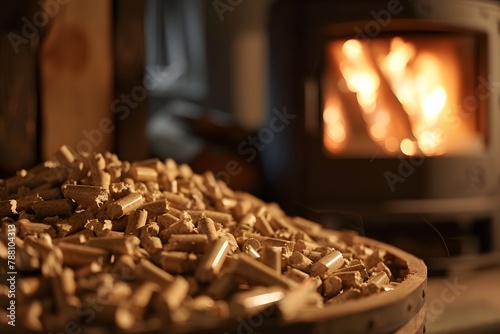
<box><xmin>323</xmin><ymin>35</ymin><xmax>477</xmax><ymax>157</ymax></box>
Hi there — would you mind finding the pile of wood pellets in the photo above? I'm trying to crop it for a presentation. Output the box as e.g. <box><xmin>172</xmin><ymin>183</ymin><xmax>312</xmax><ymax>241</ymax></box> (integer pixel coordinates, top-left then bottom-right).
<box><xmin>0</xmin><ymin>146</ymin><xmax>408</xmax><ymax>332</ymax></box>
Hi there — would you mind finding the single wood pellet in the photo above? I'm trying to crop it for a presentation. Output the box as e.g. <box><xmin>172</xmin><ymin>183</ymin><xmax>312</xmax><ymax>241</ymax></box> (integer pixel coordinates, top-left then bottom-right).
<box><xmin>0</xmin><ymin>147</ymin><xmax>410</xmax><ymax>332</ymax></box>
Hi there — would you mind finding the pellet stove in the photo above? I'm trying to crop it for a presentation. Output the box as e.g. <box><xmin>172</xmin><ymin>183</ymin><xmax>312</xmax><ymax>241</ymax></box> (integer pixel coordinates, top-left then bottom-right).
<box><xmin>266</xmin><ymin>0</ymin><xmax>500</xmax><ymax>270</ymax></box>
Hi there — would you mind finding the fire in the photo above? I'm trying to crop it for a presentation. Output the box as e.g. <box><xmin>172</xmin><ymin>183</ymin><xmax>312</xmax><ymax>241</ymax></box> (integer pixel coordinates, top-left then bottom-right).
<box><xmin>323</xmin><ymin>35</ymin><xmax>477</xmax><ymax>157</ymax></box>
<box><xmin>400</xmin><ymin>138</ymin><xmax>417</xmax><ymax>156</ymax></box>
<box><xmin>421</xmin><ymin>85</ymin><xmax>447</xmax><ymax>123</ymax></box>
<box><xmin>323</xmin><ymin>95</ymin><xmax>347</xmax><ymax>153</ymax></box>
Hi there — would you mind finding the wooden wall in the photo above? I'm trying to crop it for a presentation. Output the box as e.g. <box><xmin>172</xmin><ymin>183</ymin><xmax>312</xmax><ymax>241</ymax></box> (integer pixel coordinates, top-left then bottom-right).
<box><xmin>0</xmin><ymin>1</ymin><xmax>39</xmax><ymax>176</ymax></box>
<box><xmin>40</xmin><ymin>0</ymin><xmax>114</xmax><ymax>159</ymax></box>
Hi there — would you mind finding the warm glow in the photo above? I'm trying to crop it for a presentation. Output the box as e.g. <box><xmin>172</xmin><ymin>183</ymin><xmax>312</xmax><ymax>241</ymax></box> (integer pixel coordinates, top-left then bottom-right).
<box><xmin>400</xmin><ymin>138</ymin><xmax>417</xmax><ymax>156</ymax></box>
<box><xmin>418</xmin><ymin>130</ymin><xmax>444</xmax><ymax>155</ymax></box>
<box><xmin>324</xmin><ymin>35</ymin><xmax>476</xmax><ymax>157</ymax></box>
<box><xmin>327</xmin><ymin>122</ymin><xmax>346</xmax><ymax>143</ymax></box>
<box><xmin>341</xmin><ymin>66</ymin><xmax>380</xmax><ymax>95</ymax></box>
<box><xmin>384</xmin><ymin>37</ymin><xmax>415</xmax><ymax>73</ymax></box>
<box><xmin>385</xmin><ymin>137</ymin><xmax>399</xmax><ymax>152</ymax></box>
<box><xmin>342</xmin><ymin>39</ymin><xmax>363</xmax><ymax>59</ymax></box>
<box><xmin>369</xmin><ymin>110</ymin><xmax>391</xmax><ymax>140</ymax></box>
<box><xmin>323</xmin><ymin>96</ymin><xmax>347</xmax><ymax>153</ymax></box>
<box><xmin>421</xmin><ymin>86</ymin><xmax>447</xmax><ymax>123</ymax></box>
<box><xmin>370</xmin><ymin>123</ymin><xmax>387</xmax><ymax>140</ymax></box>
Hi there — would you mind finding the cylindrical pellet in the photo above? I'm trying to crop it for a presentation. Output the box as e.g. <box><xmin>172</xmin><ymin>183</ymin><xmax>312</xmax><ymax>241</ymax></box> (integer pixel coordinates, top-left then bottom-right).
<box><xmin>16</xmin><ymin>219</ymin><xmax>57</xmax><ymax>239</ymax></box>
<box><xmin>197</xmin><ymin>216</ymin><xmax>218</xmax><ymax>242</ymax></box>
<box><xmin>141</xmin><ymin>222</ymin><xmax>160</xmax><ymax>238</ymax></box>
<box><xmin>157</xmin><ymin>251</ymin><xmax>198</xmax><ymax>274</ymax></box>
<box><xmin>74</xmin><ymin>261</ymin><xmax>103</xmax><ymax>278</ymax></box>
<box><xmin>54</xmin><ymin>145</ymin><xmax>75</xmax><ymax>166</ymax></box>
<box><xmin>195</xmin><ymin>239</ymin><xmax>230</xmax><ymax>283</ymax></box>
<box><xmin>203</xmin><ymin>171</ymin><xmax>222</xmax><ymax>200</ymax></box>
<box><xmin>139</xmin><ymin>199</ymin><xmax>169</xmax><ymax>218</ymax></box>
<box><xmin>261</xmin><ymin>246</ymin><xmax>282</xmax><ymax>274</ymax></box>
<box><xmin>141</xmin><ymin>236</ymin><xmax>163</xmax><ymax>255</ymax></box>
<box><xmin>368</xmin><ymin>271</ymin><xmax>390</xmax><ymax>287</ymax></box>
<box><xmin>152</xmin><ymin>275</ymin><xmax>190</xmax><ymax>321</ymax></box>
<box><xmin>23</xmin><ymin>235</ymin><xmax>62</xmax><ymax>263</ymax></box>
<box><xmin>57</xmin><ymin>242</ymin><xmax>110</xmax><ymax>267</ymax></box>
<box><xmin>234</xmin><ymin>213</ymin><xmax>256</xmax><ymax>237</ymax></box>
<box><xmin>242</xmin><ymin>238</ymin><xmax>261</xmax><ymax>259</ymax></box>
<box><xmin>187</xmin><ymin>210</ymin><xmax>233</xmax><ymax>227</ymax></box>
<box><xmin>167</xmin><ymin>206</ymin><xmax>183</xmax><ymax>218</ymax></box>
<box><xmin>157</xmin><ymin>213</ymin><xmax>179</xmax><ymax>230</ymax></box>
<box><xmin>303</xmin><ymin>250</ymin><xmax>325</xmax><ymax>262</ymax></box>
<box><xmin>159</xmin><ymin>215</ymin><xmax>196</xmax><ymax>241</ymax></box>
<box><xmin>332</xmin><ymin>271</ymin><xmax>363</xmax><ymax>289</ymax></box>
<box><xmin>109</xmin><ymin>182</ymin><xmax>132</xmax><ymax>199</ymax></box>
<box><xmin>254</xmin><ymin>215</ymin><xmax>274</xmax><ymax>236</ymax></box>
<box><xmin>132</xmin><ymin>158</ymin><xmax>164</xmax><ymax>172</ymax></box>
<box><xmin>131</xmin><ymin>281</ymin><xmax>160</xmax><ymax>310</ymax></box>
<box><xmin>15</xmin><ymin>195</ymin><xmax>43</xmax><ymax>213</ymax></box>
<box><xmin>242</xmin><ymin>233</ymin><xmax>294</xmax><ymax>253</ymax></box>
<box><xmin>91</xmin><ymin>303</ymin><xmax>136</xmax><ymax>330</ymax></box>
<box><xmin>287</xmin><ymin>251</ymin><xmax>313</xmax><ymax>273</ymax></box>
<box><xmin>323</xmin><ymin>275</ymin><xmax>343</xmax><ymax>299</ymax></box>
<box><xmin>294</xmin><ymin>239</ymin><xmax>321</xmax><ymax>252</ymax></box>
<box><xmin>52</xmin><ymin>229</ymin><xmax>93</xmax><ymax>245</ymax></box>
<box><xmin>376</xmin><ymin>262</ymin><xmax>393</xmax><ymax>279</ymax></box>
<box><xmin>36</xmin><ymin>187</ymin><xmax>63</xmax><ymax>201</ymax></box>
<box><xmin>163</xmin><ymin>234</ymin><xmax>208</xmax><ymax>253</ymax></box>
<box><xmin>98</xmin><ymin>171</ymin><xmax>111</xmax><ymax>192</ymax></box>
<box><xmin>112</xmin><ymin>255</ymin><xmax>136</xmax><ymax>281</ymax></box>
<box><xmin>205</xmin><ymin>272</ymin><xmax>238</xmax><ymax>300</ymax></box>
<box><xmin>136</xmin><ymin>259</ymin><xmax>174</xmax><ymax>286</ymax></box>
<box><xmin>283</xmin><ymin>267</ymin><xmax>310</xmax><ymax>283</ymax></box>
<box><xmin>106</xmin><ymin>193</ymin><xmax>145</xmax><ymax>219</ymax></box>
<box><xmin>55</xmin><ymin>210</ymin><xmax>94</xmax><ymax>237</ymax></box>
<box><xmin>128</xmin><ymin>165</ymin><xmax>158</xmax><ymax>182</ymax></box>
<box><xmin>310</xmin><ymin>250</ymin><xmax>343</xmax><ymax>279</ymax></box>
<box><xmin>218</xmin><ymin>230</ymin><xmax>239</xmax><ymax>253</ymax></box>
<box><xmin>5</xmin><ymin>173</ymin><xmax>34</xmax><ymax>193</ymax></box>
<box><xmin>336</xmin><ymin>264</ymin><xmax>369</xmax><ymax>279</ymax></box>
<box><xmin>85</xmin><ymin>236</ymin><xmax>140</xmax><ymax>255</ymax></box>
<box><xmin>125</xmin><ymin>209</ymin><xmax>148</xmax><ymax>236</ymax></box>
<box><xmin>162</xmin><ymin>191</ymin><xmax>191</xmax><ymax>210</ymax></box>
<box><xmin>62</xmin><ymin>184</ymin><xmax>109</xmax><ymax>208</ymax></box>
<box><xmin>232</xmin><ymin>253</ymin><xmax>296</xmax><ymax>289</ymax></box>
<box><xmin>233</xmin><ymin>199</ymin><xmax>252</xmax><ymax>220</ymax></box>
<box><xmin>230</xmin><ymin>286</ymin><xmax>285</xmax><ymax>317</ymax></box>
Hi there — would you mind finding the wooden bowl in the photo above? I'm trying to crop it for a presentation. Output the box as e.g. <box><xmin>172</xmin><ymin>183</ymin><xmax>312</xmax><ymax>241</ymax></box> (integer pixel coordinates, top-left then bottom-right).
<box><xmin>288</xmin><ymin>230</ymin><xmax>428</xmax><ymax>334</ymax></box>
<box><xmin>1</xmin><ymin>231</ymin><xmax>426</xmax><ymax>334</ymax></box>
<box><xmin>140</xmin><ymin>230</ymin><xmax>428</xmax><ymax>334</ymax></box>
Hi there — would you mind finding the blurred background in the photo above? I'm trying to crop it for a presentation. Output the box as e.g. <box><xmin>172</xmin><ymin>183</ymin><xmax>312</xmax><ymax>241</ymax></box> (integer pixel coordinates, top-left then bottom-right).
<box><xmin>1</xmin><ymin>0</ymin><xmax>500</xmax><ymax>332</ymax></box>
<box><xmin>0</xmin><ymin>0</ymin><xmax>275</xmax><ymax>196</ymax></box>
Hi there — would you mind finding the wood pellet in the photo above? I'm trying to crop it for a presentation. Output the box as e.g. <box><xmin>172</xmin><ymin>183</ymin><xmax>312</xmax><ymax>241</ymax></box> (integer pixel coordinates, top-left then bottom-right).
<box><xmin>0</xmin><ymin>146</ymin><xmax>410</xmax><ymax>332</ymax></box>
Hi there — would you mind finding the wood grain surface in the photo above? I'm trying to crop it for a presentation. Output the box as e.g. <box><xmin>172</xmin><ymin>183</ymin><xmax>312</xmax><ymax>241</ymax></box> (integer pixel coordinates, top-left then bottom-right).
<box><xmin>40</xmin><ymin>0</ymin><xmax>113</xmax><ymax>159</ymax></box>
